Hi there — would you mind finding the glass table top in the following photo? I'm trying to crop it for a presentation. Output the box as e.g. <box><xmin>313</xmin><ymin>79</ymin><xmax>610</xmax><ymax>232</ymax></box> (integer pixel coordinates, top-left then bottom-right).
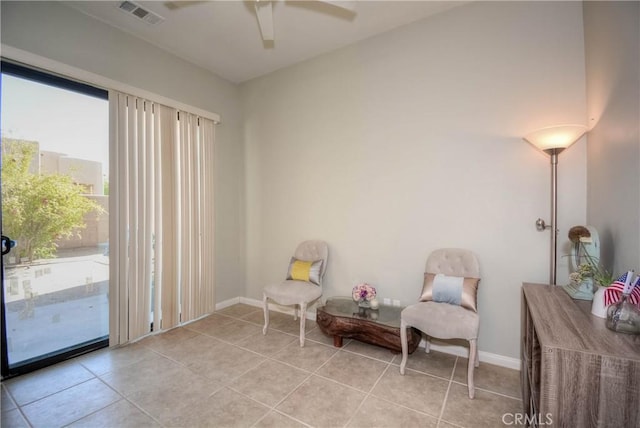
<box><xmin>318</xmin><ymin>296</ymin><xmax>404</xmax><ymax>329</ymax></box>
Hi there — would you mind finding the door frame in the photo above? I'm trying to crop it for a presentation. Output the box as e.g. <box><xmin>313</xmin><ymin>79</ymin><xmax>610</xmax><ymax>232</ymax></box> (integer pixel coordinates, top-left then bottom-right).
<box><xmin>0</xmin><ymin>60</ymin><xmax>109</xmax><ymax>379</ymax></box>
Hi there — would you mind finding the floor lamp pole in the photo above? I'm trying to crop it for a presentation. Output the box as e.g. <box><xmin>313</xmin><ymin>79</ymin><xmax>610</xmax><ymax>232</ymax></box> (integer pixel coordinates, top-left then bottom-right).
<box><xmin>524</xmin><ymin>124</ymin><xmax>587</xmax><ymax>287</ymax></box>
<box><xmin>549</xmin><ymin>150</ymin><xmax>559</xmax><ymax>285</ymax></box>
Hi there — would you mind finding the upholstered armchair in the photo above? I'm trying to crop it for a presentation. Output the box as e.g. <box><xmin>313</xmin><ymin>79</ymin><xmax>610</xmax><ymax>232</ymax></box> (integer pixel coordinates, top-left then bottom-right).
<box><xmin>400</xmin><ymin>248</ymin><xmax>481</xmax><ymax>398</ymax></box>
<box><xmin>263</xmin><ymin>240</ymin><xmax>329</xmax><ymax>347</ymax></box>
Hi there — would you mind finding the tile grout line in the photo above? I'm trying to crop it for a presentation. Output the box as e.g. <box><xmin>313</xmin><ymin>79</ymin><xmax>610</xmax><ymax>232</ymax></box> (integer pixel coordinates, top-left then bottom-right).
<box><xmin>88</xmin><ymin>342</ymin><xmax>227</xmax><ymax>427</ymax></box>
<box><xmin>152</xmin><ymin>321</ymin><xmax>524</xmax><ymax>412</ymax></box>
<box><xmin>18</xmin><ymin>376</ymin><xmax>121</xmax><ymax>428</ymax></box>
<box><xmin>15</xmin><ymin>406</ymin><xmax>33</xmax><ymax>428</ymax></box>
<box><xmin>235</xmin><ymin>340</ymin><xmax>370</xmax><ymax>427</ymax></box>
<box><xmin>189</xmin><ymin>319</ymin><xmax>309</xmax><ymax>349</ymax></box>
<box><xmin>436</xmin><ymin>355</ymin><xmax>458</xmax><ymax>427</ymax></box>
<box><xmin>59</xmin><ymin>396</ymin><xmax>162</xmax><ymax>428</ymax></box>
<box><xmin>311</xmin><ymin>342</ymin><xmax>343</xmax><ymax>373</ymax></box>
<box><xmin>2</xmin><ymin>384</ymin><xmax>33</xmax><ymax>428</ymax></box>
<box><xmin>177</xmin><ymin>311</ymin><xmax>475</xmax><ymax>426</ymax></box>
<box><xmin>339</xmin><ymin>346</ymin><xmax>397</xmax><ymax>365</ymax></box>
<box><xmin>364</xmin><ymin>387</ymin><xmax>444</xmax><ymax>421</ymax></box>
<box><xmin>341</xmin><ymin>350</ymin><xmax>463</xmax><ymax>425</ymax></box>
<box><xmin>448</xmin><ymin>380</ymin><xmax>522</xmax><ymax>401</ymax></box>
<box><xmin>161</xmin><ymin>317</ymin><xmax>460</xmax><ymax>427</ymax></box>
<box><xmin>250</xmin><ymin>408</ymin><xmax>313</xmax><ymax>428</ymax></box>
<box><xmin>149</xmin><ymin>312</ymin><xmax>393</xmax><ymax>427</ymax></box>
<box><xmin>242</xmin><ymin>360</ymin><xmax>316</xmax><ymax>428</ymax></box>
<box><xmin>65</xmin><ymin>372</ymin><xmax>165</xmax><ymax>428</ymax></box>
<box><xmin>92</xmin><ymin>344</ymin><xmax>231</xmax><ymax>428</ymax></box>
<box><xmin>225</xmin><ymin>307</ymin><xmax>321</xmax><ymax>337</ymax></box>
<box><xmin>5</xmin><ymin>306</ymin><xmax>521</xmax><ymax>428</ymax></box>
<box><xmin>120</xmin><ymin>396</ymin><xmax>166</xmax><ymax>428</ymax></box>
<box><xmin>201</xmin><ymin>307</ymin><xmax>324</xmax><ymax>343</ymax></box>
<box><xmin>390</xmin><ymin>360</ymin><xmax>461</xmax><ymax>384</ymax></box>
<box><xmin>239</xmin><ymin>380</ymin><xmax>314</xmax><ymax>428</ymax></box>
<box><xmin>7</xmin><ymin>374</ymin><xmax>98</xmax><ymax>409</ymax></box>
<box><xmin>90</xmin><ymin>351</ymin><xmax>221</xmax><ymax>428</ymax></box>
<box><xmin>193</xmin><ymin>321</ymin><xmax>335</xmax><ymax>427</ymax></box>
<box><xmin>342</xmin><ymin>361</ymin><xmax>392</xmax><ymax>428</ymax></box>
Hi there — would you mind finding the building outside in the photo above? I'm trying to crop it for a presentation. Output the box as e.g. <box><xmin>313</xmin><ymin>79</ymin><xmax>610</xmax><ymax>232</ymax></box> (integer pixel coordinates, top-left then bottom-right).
<box><xmin>3</xmin><ymin>138</ymin><xmax>108</xmax><ymax>253</ymax></box>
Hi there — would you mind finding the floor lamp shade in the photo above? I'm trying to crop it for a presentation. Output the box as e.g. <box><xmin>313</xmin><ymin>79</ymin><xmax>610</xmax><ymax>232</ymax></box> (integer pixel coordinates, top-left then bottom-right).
<box><xmin>524</xmin><ymin>124</ymin><xmax>587</xmax><ymax>154</ymax></box>
<box><xmin>524</xmin><ymin>124</ymin><xmax>587</xmax><ymax>285</ymax></box>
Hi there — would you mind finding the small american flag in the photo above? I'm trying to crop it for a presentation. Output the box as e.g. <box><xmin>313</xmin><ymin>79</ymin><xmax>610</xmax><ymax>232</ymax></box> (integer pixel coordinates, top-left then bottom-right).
<box><xmin>604</xmin><ymin>271</ymin><xmax>640</xmax><ymax>307</ymax></box>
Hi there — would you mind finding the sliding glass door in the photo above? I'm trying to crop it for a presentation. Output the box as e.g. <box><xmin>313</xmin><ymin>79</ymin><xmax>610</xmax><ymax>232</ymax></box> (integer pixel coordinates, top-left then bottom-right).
<box><xmin>1</xmin><ymin>62</ymin><xmax>109</xmax><ymax>377</ymax></box>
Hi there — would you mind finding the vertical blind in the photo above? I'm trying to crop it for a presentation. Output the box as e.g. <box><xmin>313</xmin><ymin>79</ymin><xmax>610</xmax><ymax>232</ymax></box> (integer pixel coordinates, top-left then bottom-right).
<box><xmin>109</xmin><ymin>91</ymin><xmax>216</xmax><ymax>346</ymax></box>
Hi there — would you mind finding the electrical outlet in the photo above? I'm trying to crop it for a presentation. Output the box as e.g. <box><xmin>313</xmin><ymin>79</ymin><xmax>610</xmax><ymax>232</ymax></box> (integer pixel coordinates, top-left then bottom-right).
<box><xmin>392</xmin><ymin>299</ymin><xmax>401</xmax><ymax>307</ymax></box>
<box><xmin>383</xmin><ymin>298</ymin><xmax>391</xmax><ymax>305</ymax></box>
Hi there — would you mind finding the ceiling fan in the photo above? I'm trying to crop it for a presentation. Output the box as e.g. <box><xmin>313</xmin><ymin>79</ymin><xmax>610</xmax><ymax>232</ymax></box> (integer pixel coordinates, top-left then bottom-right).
<box><xmin>164</xmin><ymin>0</ymin><xmax>357</xmax><ymax>42</ymax></box>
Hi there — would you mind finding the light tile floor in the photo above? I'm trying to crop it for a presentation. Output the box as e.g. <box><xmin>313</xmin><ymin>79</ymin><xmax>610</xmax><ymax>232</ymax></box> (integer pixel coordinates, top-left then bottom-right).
<box><xmin>1</xmin><ymin>304</ymin><xmax>522</xmax><ymax>427</ymax></box>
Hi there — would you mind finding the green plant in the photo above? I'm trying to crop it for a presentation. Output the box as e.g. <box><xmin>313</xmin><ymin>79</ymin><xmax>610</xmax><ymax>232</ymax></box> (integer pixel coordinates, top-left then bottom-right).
<box><xmin>573</xmin><ymin>241</ymin><xmax>614</xmax><ymax>287</ymax></box>
<box><xmin>2</xmin><ymin>138</ymin><xmax>104</xmax><ymax>262</ymax></box>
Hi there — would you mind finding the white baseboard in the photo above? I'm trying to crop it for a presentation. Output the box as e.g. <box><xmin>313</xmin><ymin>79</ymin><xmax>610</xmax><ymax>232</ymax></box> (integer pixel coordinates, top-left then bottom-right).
<box><xmin>424</xmin><ymin>340</ymin><xmax>521</xmax><ymax>371</ymax></box>
<box><xmin>223</xmin><ymin>296</ymin><xmax>520</xmax><ymax>371</ymax></box>
<box><xmin>215</xmin><ymin>296</ymin><xmax>240</xmax><ymax>311</ymax></box>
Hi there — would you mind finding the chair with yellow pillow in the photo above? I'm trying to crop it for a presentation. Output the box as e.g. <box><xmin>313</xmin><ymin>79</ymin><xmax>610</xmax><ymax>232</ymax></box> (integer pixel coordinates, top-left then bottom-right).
<box><xmin>400</xmin><ymin>248</ymin><xmax>481</xmax><ymax>398</ymax></box>
<box><xmin>263</xmin><ymin>240</ymin><xmax>329</xmax><ymax>347</ymax></box>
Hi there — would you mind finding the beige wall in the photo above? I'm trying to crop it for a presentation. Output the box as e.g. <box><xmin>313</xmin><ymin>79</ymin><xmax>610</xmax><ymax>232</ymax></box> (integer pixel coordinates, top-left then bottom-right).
<box><xmin>1</xmin><ymin>1</ymin><xmax>245</xmax><ymax>301</ymax></box>
<box><xmin>241</xmin><ymin>1</ymin><xmax>588</xmax><ymax>359</ymax></box>
<box><xmin>2</xmin><ymin>1</ymin><xmax>602</xmax><ymax>360</ymax></box>
<box><xmin>584</xmin><ymin>1</ymin><xmax>640</xmax><ymax>275</ymax></box>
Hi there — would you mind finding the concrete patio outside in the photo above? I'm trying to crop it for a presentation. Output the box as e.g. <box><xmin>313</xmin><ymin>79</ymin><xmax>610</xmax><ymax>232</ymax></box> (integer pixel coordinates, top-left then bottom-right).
<box><xmin>3</xmin><ymin>247</ymin><xmax>109</xmax><ymax>364</ymax></box>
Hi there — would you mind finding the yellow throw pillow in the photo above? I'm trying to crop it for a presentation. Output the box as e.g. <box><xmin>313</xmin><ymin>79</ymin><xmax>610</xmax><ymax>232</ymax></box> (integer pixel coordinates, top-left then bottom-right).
<box><xmin>419</xmin><ymin>273</ymin><xmax>480</xmax><ymax>312</ymax></box>
<box><xmin>286</xmin><ymin>257</ymin><xmax>323</xmax><ymax>286</ymax></box>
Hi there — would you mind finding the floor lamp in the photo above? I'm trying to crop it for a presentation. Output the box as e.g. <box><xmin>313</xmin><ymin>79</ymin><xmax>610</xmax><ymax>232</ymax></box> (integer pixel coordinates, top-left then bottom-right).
<box><xmin>524</xmin><ymin>125</ymin><xmax>587</xmax><ymax>285</ymax></box>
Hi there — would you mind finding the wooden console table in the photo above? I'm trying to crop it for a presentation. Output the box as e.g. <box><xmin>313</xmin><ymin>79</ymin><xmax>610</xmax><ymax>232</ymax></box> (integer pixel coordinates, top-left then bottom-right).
<box><xmin>316</xmin><ymin>297</ymin><xmax>420</xmax><ymax>353</ymax></box>
<box><xmin>521</xmin><ymin>283</ymin><xmax>640</xmax><ymax>427</ymax></box>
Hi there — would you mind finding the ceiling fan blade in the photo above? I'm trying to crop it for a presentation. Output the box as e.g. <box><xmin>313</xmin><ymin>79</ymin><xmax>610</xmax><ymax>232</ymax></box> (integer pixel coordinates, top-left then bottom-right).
<box><xmin>254</xmin><ymin>0</ymin><xmax>274</xmax><ymax>41</ymax></box>
<box><xmin>319</xmin><ymin>0</ymin><xmax>356</xmax><ymax>13</ymax></box>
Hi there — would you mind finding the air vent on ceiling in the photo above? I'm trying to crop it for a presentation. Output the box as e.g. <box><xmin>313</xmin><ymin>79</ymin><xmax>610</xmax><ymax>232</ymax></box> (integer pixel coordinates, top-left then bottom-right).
<box><xmin>117</xmin><ymin>1</ymin><xmax>164</xmax><ymax>25</ymax></box>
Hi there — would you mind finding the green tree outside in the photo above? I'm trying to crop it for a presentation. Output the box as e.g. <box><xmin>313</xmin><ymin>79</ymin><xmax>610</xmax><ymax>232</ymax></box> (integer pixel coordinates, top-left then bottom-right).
<box><xmin>2</xmin><ymin>138</ymin><xmax>104</xmax><ymax>262</ymax></box>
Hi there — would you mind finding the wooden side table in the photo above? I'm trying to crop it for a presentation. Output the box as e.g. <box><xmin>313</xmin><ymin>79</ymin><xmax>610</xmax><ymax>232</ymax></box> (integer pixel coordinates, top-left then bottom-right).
<box><xmin>522</xmin><ymin>283</ymin><xmax>640</xmax><ymax>427</ymax></box>
<box><xmin>316</xmin><ymin>297</ymin><xmax>421</xmax><ymax>353</ymax></box>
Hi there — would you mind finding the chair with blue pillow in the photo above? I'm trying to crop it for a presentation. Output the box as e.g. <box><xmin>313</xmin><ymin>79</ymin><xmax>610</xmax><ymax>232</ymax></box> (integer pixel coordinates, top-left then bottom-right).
<box><xmin>263</xmin><ymin>240</ymin><xmax>329</xmax><ymax>347</ymax></box>
<box><xmin>399</xmin><ymin>248</ymin><xmax>481</xmax><ymax>398</ymax></box>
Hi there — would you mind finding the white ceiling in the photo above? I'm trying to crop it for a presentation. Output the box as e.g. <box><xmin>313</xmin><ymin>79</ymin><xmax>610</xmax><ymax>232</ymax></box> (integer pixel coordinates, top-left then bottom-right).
<box><xmin>64</xmin><ymin>1</ymin><xmax>466</xmax><ymax>83</ymax></box>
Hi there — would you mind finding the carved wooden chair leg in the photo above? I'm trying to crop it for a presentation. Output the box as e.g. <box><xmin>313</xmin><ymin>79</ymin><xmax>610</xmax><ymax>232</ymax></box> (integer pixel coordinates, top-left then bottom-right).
<box><xmin>299</xmin><ymin>302</ymin><xmax>307</xmax><ymax>347</ymax></box>
<box><xmin>262</xmin><ymin>293</ymin><xmax>269</xmax><ymax>335</ymax></box>
<box><xmin>474</xmin><ymin>341</ymin><xmax>480</xmax><ymax>368</ymax></box>
<box><xmin>468</xmin><ymin>339</ymin><xmax>477</xmax><ymax>399</ymax></box>
<box><xmin>400</xmin><ymin>320</ymin><xmax>409</xmax><ymax>375</ymax></box>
